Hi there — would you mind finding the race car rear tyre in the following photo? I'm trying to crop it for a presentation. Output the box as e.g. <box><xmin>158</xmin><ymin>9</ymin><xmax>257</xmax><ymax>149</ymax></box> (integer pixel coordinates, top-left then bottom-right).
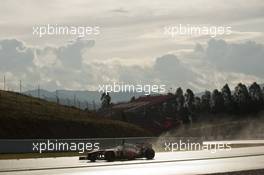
<box><xmin>89</xmin><ymin>154</ymin><xmax>96</xmax><ymax>162</ymax></box>
<box><xmin>145</xmin><ymin>148</ymin><xmax>155</xmax><ymax>160</ymax></box>
<box><xmin>105</xmin><ymin>151</ymin><xmax>115</xmax><ymax>162</ymax></box>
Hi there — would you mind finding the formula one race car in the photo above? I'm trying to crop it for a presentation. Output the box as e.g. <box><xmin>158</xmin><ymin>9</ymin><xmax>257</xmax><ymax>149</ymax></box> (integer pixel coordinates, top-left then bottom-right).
<box><xmin>79</xmin><ymin>142</ymin><xmax>155</xmax><ymax>162</ymax></box>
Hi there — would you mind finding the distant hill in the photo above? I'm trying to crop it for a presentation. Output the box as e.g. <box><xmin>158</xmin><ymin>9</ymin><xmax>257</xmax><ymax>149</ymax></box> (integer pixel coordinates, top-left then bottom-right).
<box><xmin>24</xmin><ymin>89</ymin><xmax>146</xmax><ymax>110</ymax></box>
<box><xmin>0</xmin><ymin>90</ymin><xmax>151</xmax><ymax>139</ymax></box>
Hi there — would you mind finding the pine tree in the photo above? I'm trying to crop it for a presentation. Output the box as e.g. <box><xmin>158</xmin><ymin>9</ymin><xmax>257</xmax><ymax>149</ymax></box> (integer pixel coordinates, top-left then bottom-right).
<box><xmin>211</xmin><ymin>89</ymin><xmax>224</xmax><ymax>113</ymax></box>
<box><xmin>233</xmin><ymin>83</ymin><xmax>251</xmax><ymax>113</ymax></box>
<box><xmin>221</xmin><ymin>84</ymin><xmax>235</xmax><ymax>113</ymax></box>
<box><xmin>249</xmin><ymin>82</ymin><xmax>263</xmax><ymax>112</ymax></box>
<box><xmin>201</xmin><ymin>90</ymin><xmax>211</xmax><ymax>112</ymax></box>
<box><xmin>175</xmin><ymin>87</ymin><xmax>184</xmax><ymax>112</ymax></box>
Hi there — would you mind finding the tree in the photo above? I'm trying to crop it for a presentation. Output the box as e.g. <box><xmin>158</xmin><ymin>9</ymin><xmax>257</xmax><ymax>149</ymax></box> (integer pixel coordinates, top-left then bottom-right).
<box><xmin>175</xmin><ymin>87</ymin><xmax>184</xmax><ymax>112</ymax></box>
<box><xmin>130</xmin><ymin>96</ymin><xmax>136</xmax><ymax>102</ymax></box>
<box><xmin>221</xmin><ymin>84</ymin><xmax>235</xmax><ymax>113</ymax></box>
<box><xmin>211</xmin><ymin>89</ymin><xmax>224</xmax><ymax>113</ymax></box>
<box><xmin>201</xmin><ymin>90</ymin><xmax>211</xmax><ymax>112</ymax></box>
<box><xmin>249</xmin><ymin>82</ymin><xmax>263</xmax><ymax>111</ymax></box>
<box><xmin>194</xmin><ymin>96</ymin><xmax>201</xmax><ymax>112</ymax></box>
<box><xmin>101</xmin><ymin>92</ymin><xmax>111</xmax><ymax>109</ymax></box>
<box><xmin>233</xmin><ymin>83</ymin><xmax>251</xmax><ymax>113</ymax></box>
<box><xmin>184</xmin><ymin>89</ymin><xmax>195</xmax><ymax>111</ymax></box>
<box><xmin>184</xmin><ymin>89</ymin><xmax>195</xmax><ymax>123</ymax></box>
<box><xmin>263</xmin><ymin>86</ymin><xmax>264</xmax><ymax>108</ymax></box>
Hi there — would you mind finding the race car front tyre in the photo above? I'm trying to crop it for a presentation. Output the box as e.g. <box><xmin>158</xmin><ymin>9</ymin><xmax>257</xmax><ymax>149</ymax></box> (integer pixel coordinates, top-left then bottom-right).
<box><xmin>89</xmin><ymin>154</ymin><xmax>96</xmax><ymax>162</ymax></box>
<box><xmin>145</xmin><ymin>148</ymin><xmax>155</xmax><ymax>160</ymax></box>
<box><xmin>105</xmin><ymin>151</ymin><xmax>115</xmax><ymax>162</ymax></box>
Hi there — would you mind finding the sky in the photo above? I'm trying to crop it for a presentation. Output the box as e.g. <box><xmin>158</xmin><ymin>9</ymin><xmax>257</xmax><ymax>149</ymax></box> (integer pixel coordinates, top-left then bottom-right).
<box><xmin>0</xmin><ymin>0</ymin><xmax>264</xmax><ymax>92</ymax></box>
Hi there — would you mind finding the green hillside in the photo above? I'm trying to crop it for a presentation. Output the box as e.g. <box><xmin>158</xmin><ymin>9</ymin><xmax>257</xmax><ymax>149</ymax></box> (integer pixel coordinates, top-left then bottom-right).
<box><xmin>0</xmin><ymin>90</ymin><xmax>151</xmax><ymax>138</ymax></box>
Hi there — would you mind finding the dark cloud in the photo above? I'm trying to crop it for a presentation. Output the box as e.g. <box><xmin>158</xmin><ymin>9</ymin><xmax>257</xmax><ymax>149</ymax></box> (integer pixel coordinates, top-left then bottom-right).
<box><xmin>57</xmin><ymin>39</ymin><xmax>95</xmax><ymax>69</ymax></box>
<box><xmin>0</xmin><ymin>39</ymin><xmax>34</xmax><ymax>72</ymax></box>
<box><xmin>0</xmin><ymin>38</ymin><xmax>95</xmax><ymax>90</ymax></box>
<box><xmin>110</xmin><ymin>8</ymin><xmax>129</xmax><ymax>14</ymax></box>
<box><xmin>113</xmin><ymin>54</ymin><xmax>198</xmax><ymax>90</ymax></box>
<box><xmin>205</xmin><ymin>39</ymin><xmax>264</xmax><ymax>78</ymax></box>
<box><xmin>117</xmin><ymin>64</ymin><xmax>153</xmax><ymax>84</ymax></box>
<box><xmin>153</xmin><ymin>54</ymin><xmax>197</xmax><ymax>88</ymax></box>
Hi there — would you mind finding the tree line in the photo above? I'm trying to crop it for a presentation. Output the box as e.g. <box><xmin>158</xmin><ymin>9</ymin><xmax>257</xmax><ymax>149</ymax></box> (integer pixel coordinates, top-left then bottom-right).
<box><xmin>169</xmin><ymin>82</ymin><xmax>264</xmax><ymax>123</ymax></box>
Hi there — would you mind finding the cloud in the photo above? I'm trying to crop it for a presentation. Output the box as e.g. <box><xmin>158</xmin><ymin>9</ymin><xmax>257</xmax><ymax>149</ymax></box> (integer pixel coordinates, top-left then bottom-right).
<box><xmin>0</xmin><ymin>38</ymin><xmax>95</xmax><ymax>91</ymax></box>
<box><xmin>118</xmin><ymin>65</ymin><xmax>152</xmax><ymax>84</ymax></box>
<box><xmin>89</xmin><ymin>54</ymin><xmax>199</xmax><ymax>91</ymax></box>
<box><xmin>205</xmin><ymin>39</ymin><xmax>264</xmax><ymax>78</ymax></box>
<box><xmin>1</xmin><ymin>37</ymin><xmax>264</xmax><ymax>93</ymax></box>
<box><xmin>34</xmin><ymin>39</ymin><xmax>95</xmax><ymax>90</ymax></box>
<box><xmin>153</xmin><ymin>54</ymin><xmax>196</xmax><ymax>86</ymax></box>
<box><xmin>176</xmin><ymin>39</ymin><xmax>264</xmax><ymax>90</ymax></box>
<box><xmin>34</xmin><ymin>47</ymin><xmax>60</xmax><ymax>68</ymax></box>
<box><xmin>0</xmin><ymin>39</ymin><xmax>34</xmax><ymax>72</ymax></box>
<box><xmin>57</xmin><ymin>39</ymin><xmax>95</xmax><ymax>69</ymax></box>
<box><xmin>110</xmin><ymin>8</ymin><xmax>129</xmax><ymax>14</ymax></box>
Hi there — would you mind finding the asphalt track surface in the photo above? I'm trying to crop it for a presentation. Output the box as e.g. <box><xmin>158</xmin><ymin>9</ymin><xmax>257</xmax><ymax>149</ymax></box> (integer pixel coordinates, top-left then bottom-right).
<box><xmin>0</xmin><ymin>146</ymin><xmax>264</xmax><ymax>175</ymax></box>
